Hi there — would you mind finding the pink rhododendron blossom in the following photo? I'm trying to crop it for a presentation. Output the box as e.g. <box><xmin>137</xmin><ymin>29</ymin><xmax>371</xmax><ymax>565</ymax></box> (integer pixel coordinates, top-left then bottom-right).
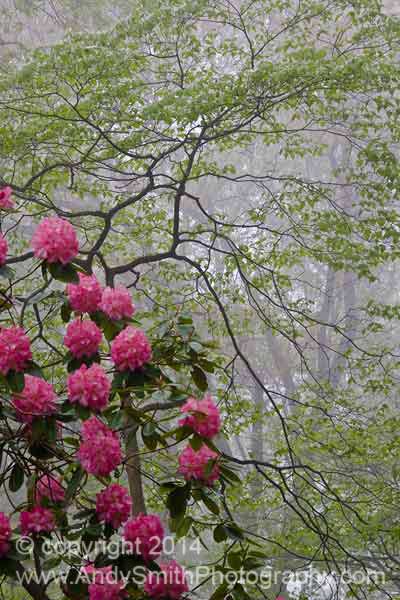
<box><xmin>31</xmin><ymin>217</ymin><xmax>79</xmax><ymax>264</ymax></box>
<box><xmin>100</xmin><ymin>286</ymin><xmax>135</xmax><ymax>321</ymax></box>
<box><xmin>64</xmin><ymin>318</ymin><xmax>102</xmax><ymax>358</ymax></box>
<box><xmin>123</xmin><ymin>513</ymin><xmax>164</xmax><ymax>561</ymax></box>
<box><xmin>83</xmin><ymin>566</ymin><xmax>127</xmax><ymax>600</ymax></box>
<box><xmin>178</xmin><ymin>444</ymin><xmax>220</xmax><ymax>485</ymax></box>
<box><xmin>0</xmin><ymin>512</ymin><xmax>11</xmax><ymax>557</ymax></box>
<box><xmin>0</xmin><ymin>233</ymin><xmax>8</xmax><ymax>266</ymax></box>
<box><xmin>35</xmin><ymin>475</ymin><xmax>65</xmax><ymax>505</ymax></box>
<box><xmin>0</xmin><ymin>326</ymin><xmax>32</xmax><ymax>375</ymax></box>
<box><xmin>111</xmin><ymin>326</ymin><xmax>152</xmax><ymax>372</ymax></box>
<box><xmin>20</xmin><ymin>506</ymin><xmax>55</xmax><ymax>536</ymax></box>
<box><xmin>0</xmin><ymin>186</ymin><xmax>14</xmax><ymax>209</ymax></box>
<box><xmin>12</xmin><ymin>375</ymin><xmax>57</xmax><ymax>423</ymax></box>
<box><xmin>78</xmin><ymin>417</ymin><xmax>122</xmax><ymax>476</ymax></box>
<box><xmin>179</xmin><ymin>394</ymin><xmax>221</xmax><ymax>439</ymax></box>
<box><xmin>67</xmin><ymin>363</ymin><xmax>110</xmax><ymax>411</ymax></box>
<box><xmin>144</xmin><ymin>560</ymin><xmax>189</xmax><ymax>600</ymax></box>
<box><xmin>96</xmin><ymin>484</ymin><xmax>131</xmax><ymax>529</ymax></box>
<box><xmin>67</xmin><ymin>273</ymin><xmax>103</xmax><ymax>314</ymax></box>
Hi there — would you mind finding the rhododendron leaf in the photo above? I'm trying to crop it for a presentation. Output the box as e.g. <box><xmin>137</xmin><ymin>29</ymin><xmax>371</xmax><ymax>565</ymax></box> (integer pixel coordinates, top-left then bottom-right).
<box><xmin>177</xmin><ymin>323</ymin><xmax>194</xmax><ymax>339</ymax></box>
<box><xmin>28</xmin><ymin>442</ymin><xmax>55</xmax><ymax>460</ymax></box>
<box><xmin>75</xmin><ymin>405</ymin><xmax>91</xmax><ymax>420</ymax></box>
<box><xmin>198</xmin><ymin>359</ymin><xmax>216</xmax><ymax>373</ymax></box>
<box><xmin>176</xmin><ymin>516</ymin><xmax>192</xmax><ymax>538</ymax></box>
<box><xmin>6</xmin><ymin>547</ymin><xmax>29</xmax><ymax>562</ymax></box>
<box><xmin>169</xmin><ymin>511</ymin><xmax>185</xmax><ymax>533</ymax></box>
<box><xmin>167</xmin><ymin>483</ymin><xmax>190</xmax><ymax>518</ymax></box>
<box><xmin>189</xmin><ymin>341</ymin><xmax>203</xmax><ymax>353</ymax></box>
<box><xmin>102</xmin><ymin>320</ymin><xmax>121</xmax><ymax>341</ymax></box>
<box><xmin>247</xmin><ymin>550</ymin><xmax>269</xmax><ymax>559</ymax></box>
<box><xmin>65</xmin><ymin>466</ymin><xmax>85</xmax><ymax>502</ymax></box>
<box><xmin>142</xmin><ymin>422</ymin><xmax>158</xmax><ymax>450</ymax></box>
<box><xmin>40</xmin><ymin>262</ymin><xmax>48</xmax><ymax>281</ymax></box>
<box><xmin>60</xmin><ymin>400</ymin><xmax>75</xmax><ymax>413</ymax></box>
<box><xmin>83</xmin><ymin>523</ymin><xmax>103</xmax><ymax>538</ymax></box>
<box><xmin>0</xmin><ymin>265</ymin><xmax>15</xmax><ymax>280</ymax></box>
<box><xmin>9</xmin><ymin>463</ymin><xmax>24</xmax><ymax>492</ymax></box>
<box><xmin>142</xmin><ymin>433</ymin><xmax>158</xmax><ymax>450</ymax></box>
<box><xmin>123</xmin><ymin>406</ymin><xmax>143</xmax><ymax>422</ymax></box>
<box><xmin>204</xmin><ymin>458</ymin><xmax>218</xmax><ymax>478</ymax></box>
<box><xmin>160</xmin><ymin>481</ymin><xmax>180</xmax><ymax>491</ymax></box>
<box><xmin>175</xmin><ymin>425</ymin><xmax>192</xmax><ymax>442</ymax></box>
<box><xmin>6</xmin><ymin>370</ymin><xmax>25</xmax><ymax>393</ymax></box>
<box><xmin>201</xmin><ymin>493</ymin><xmax>220</xmax><ymax>515</ymax></box>
<box><xmin>191</xmin><ymin>365</ymin><xmax>208</xmax><ymax>391</ymax></box>
<box><xmin>91</xmin><ymin>310</ymin><xmax>124</xmax><ymax>340</ymax></box>
<box><xmin>142</xmin><ymin>422</ymin><xmax>156</xmax><ymax>437</ymax></box>
<box><xmin>48</xmin><ymin>262</ymin><xmax>79</xmax><ymax>283</ymax></box>
<box><xmin>209</xmin><ymin>582</ymin><xmax>230</xmax><ymax>600</ymax></box>
<box><xmin>178</xmin><ymin>314</ymin><xmax>193</xmax><ymax>325</ymax></box>
<box><xmin>243</xmin><ymin>557</ymin><xmax>265</xmax><ymax>570</ymax></box>
<box><xmin>191</xmin><ymin>525</ymin><xmax>209</xmax><ymax>551</ymax></box>
<box><xmin>31</xmin><ymin>417</ymin><xmax>56</xmax><ymax>442</ymax></box>
<box><xmin>65</xmin><ymin>568</ymin><xmax>88</xmax><ymax>599</ymax></box>
<box><xmin>107</xmin><ymin>410</ymin><xmax>124</xmax><ymax>429</ymax></box>
<box><xmin>231</xmin><ymin>583</ymin><xmax>251</xmax><ymax>599</ymax></box>
<box><xmin>126</xmin><ymin>370</ymin><xmax>149</xmax><ymax>387</ymax></box>
<box><xmin>67</xmin><ymin>353</ymin><xmax>101</xmax><ymax>373</ymax></box>
<box><xmin>213</xmin><ymin>524</ymin><xmax>229</xmax><ymax>543</ymax></box>
<box><xmin>191</xmin><ymin>489</ymin><xmax>202</xmax><ymax>502</ymax></box>
<box><xmin>0</xmin><ymin>558</ymin><xmax>20</xmax><ymax>578</ymax></box>
<box><xmin>116</xmin><ymin>553</ymin><xmax>147</xmax><ymax>575</ymax></box>
<box><xmin>143</xmin><ymin>364</ymin><xmax>163</xmax><ymax>379</ymax></box>
<box><xmin>225</xmin><ymin>523</ymin><xmax>244</xmax><ymax>541</ymax></box>
<box><xmin>189</xmin><ymin>434</ymin><xmax>203</xmax><ymax>451</ymax></box>
<box><xmin>42</xmin><ymin>556</ymin><xmax>62</xmax><ymax>570</ymax></box>
<box><xmin>227</xmin><ymin>552</ymin><xmax>242</xmax><ymax>570</ymax></box>
<box><xmin>0</xmin><ymin>296</ymin><xmax>13</xmax><ymax>312</ymax></box>
<box><xmin>219</xmin><ymin>465</ymin><xmax>242</xmax><ymax>485</ymax></box>
<box><xmin>61</xmin><ymin>301</ymin><xmax>72</xmax><ymax>323</ymax></box>
<box><xmin>66</xmin><ymin>357</ymin><xmax>83</xmax><ymax>373</ymax></box>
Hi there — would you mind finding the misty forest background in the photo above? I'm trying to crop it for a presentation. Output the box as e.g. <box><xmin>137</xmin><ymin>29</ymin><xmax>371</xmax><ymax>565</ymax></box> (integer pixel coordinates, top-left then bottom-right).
<box><xmin>1</xmin><ymin>1</ymin><xmax>400</xmax><ymax>599</ymax></box>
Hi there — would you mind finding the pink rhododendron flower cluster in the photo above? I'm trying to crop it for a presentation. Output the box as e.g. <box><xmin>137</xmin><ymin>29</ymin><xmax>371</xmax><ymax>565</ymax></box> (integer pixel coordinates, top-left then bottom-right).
<box><xmin>96</xmin><ymin>483</ymin><xmax>132</xmax><ymax>529</ymax></box>
<box><xmin>178</xmin><ymin>444</ymin><xmax>220</xmax><ymax>485</ymax></box>
<box><xmin>67</xmin><ymin>273</ymin><xmax>103</xmax><ymax>314</ymax></box>
<box><xmin>111</xmin><ymin>326</ymin><xmax>152</xmax><ymax>372</ymax></box>
<box><xmin>0</xmin><ymin>326</ymin><xmax>32</xmax><ymax>375</ymax></box>
<box><xmin>0</xmin><ymin>186</ymin><xmax>14</xmax><ymax>209</ymax></box>
<box><xmin>20</xmin><ymin>506</ymin><xmax>55</xmax><ymax>536</ymax></box>
<box><xmin>100</xmin><ymin>286</ymin><xmax>135</xmax><ymax>321</ymax></box>
<box><xmin>67</xmin><ymin>363</ymin><xmax>110</xmax><ymax>411</ymax></box>
<box><xmin>123</xmin><ymin>513</ymin><xmax>164</xmax><ymax>561</ymax></box>
<box><xmin>35</xmin><ymin>474</ymin><xmax>65</xmax><ymax>505</ymax></box>
<box><xmin>31</xmin><ymin>216</ymin><xmax>79</xmax><ymax>264</ymax></box>
<box><xmin>179</xmin><ymin>394</ymin><xmax>221</xmax><ymax>439</ymax></box>
<box><xmin>83</xmin><ymin>566</ymin><xmax>128</xmax><ymax>600</ymax></box>
<box><xmin>0</xmin><ymin>512</ymin><xmax>11</xmax><ymax>557</ymax></box>
<box><xmin>64</xmin><ymin>318</ymin><xmax>102</xmax><ymax>358</ymax></box>
<box><xmin>0</xmin><ymin>233</ymin><xmax>8</xmax><ymax>266</ymax></box>
<box><xmin>144</xmin><ymin>560</ymin><xmax>189</xmax><ymax>600</ymax></box>
<box><xmin>78</xmin><ymin>417</ymin><xmax>122</xmax><ymax>476</ymax></box>
<box><xmin>12</xmin><ymin>375</ymin><xmax>57</xmax><ymax>423</ymax></box>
